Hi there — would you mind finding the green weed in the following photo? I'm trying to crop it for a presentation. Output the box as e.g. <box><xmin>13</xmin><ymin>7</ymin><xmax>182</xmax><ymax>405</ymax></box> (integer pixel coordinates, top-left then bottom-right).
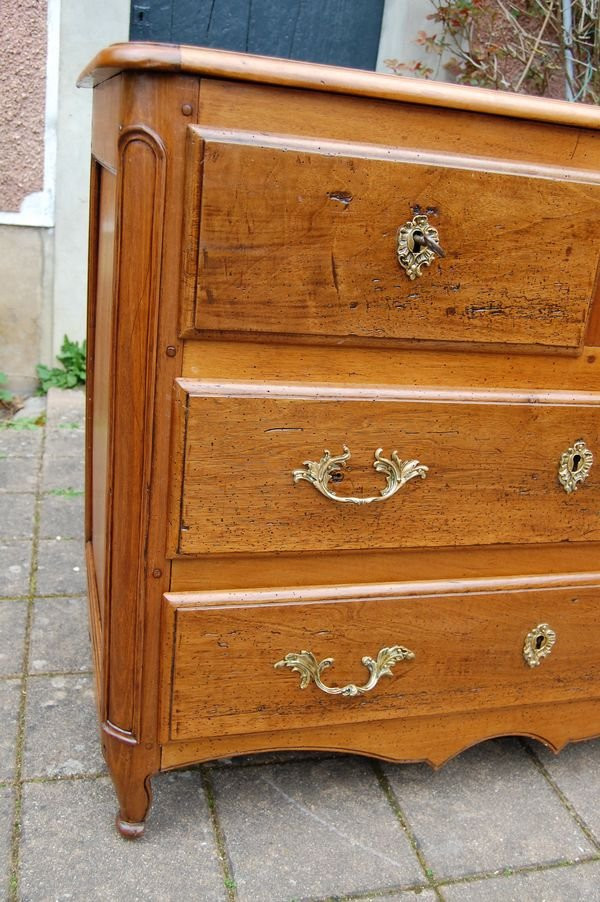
<box><xmin>47</xmin><ymin>488</ymin><xmax>84</xmax><ymax>497</ymax></box>
<box><xmin>37</xmin><ymin>335</ymin><xmax>86</xmax><ymax>394</ymax></box>
<box><xmin>0</xmin><ymin>372</ymin><xmax>13</xmax><ymax>405</ymax></box>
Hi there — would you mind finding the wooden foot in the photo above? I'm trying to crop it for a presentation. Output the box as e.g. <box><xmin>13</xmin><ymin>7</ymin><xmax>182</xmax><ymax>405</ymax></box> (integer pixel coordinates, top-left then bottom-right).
<box><xmin>102</xmin><ymin>725</ymin><xmax>155</xmax><ymax>839</ymax></box>
<box><xmin>116</xmin><ymin>813</ymin><xmax>146</xmax><ymax>839</ymax></box>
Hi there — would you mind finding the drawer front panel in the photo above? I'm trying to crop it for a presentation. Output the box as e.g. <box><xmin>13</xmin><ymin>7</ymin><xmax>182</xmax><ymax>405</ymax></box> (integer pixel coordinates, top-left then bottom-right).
<box><xmin>174</xmin><ymin>380</ymin><xmax>600</xmax><ymax>556</ymax></box>
<box><xmin>185</xmin><ymin>129</ymin><xmax>600</xmax><ymax>351</ymax></box>
<box><xmin>161</xmin><ymin>584</ymin><xmax>600</xmax><ymax>741</ymax></box>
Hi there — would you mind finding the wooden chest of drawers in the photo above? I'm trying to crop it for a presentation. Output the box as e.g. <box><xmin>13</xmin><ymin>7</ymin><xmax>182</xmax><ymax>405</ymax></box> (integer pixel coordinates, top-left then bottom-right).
<box><xmin>80</xmin><ymin>42</ymin><xmax>600</xmax><ymax>837</ymax></box>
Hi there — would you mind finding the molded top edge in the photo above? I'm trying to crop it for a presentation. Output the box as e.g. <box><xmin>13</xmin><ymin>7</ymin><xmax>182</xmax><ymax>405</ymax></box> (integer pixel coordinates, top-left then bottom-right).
<box><xmin>78</xmin><ymin>41</ymin><xmax>600</xmax><ymax>130</ymax></box>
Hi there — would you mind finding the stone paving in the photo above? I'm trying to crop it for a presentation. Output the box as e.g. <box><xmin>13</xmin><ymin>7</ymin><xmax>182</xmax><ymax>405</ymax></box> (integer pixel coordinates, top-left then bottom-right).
<box><xmin>1</xmin><ymin>388</ymin><xmax>600</xmax><ymax>901</ymax></box>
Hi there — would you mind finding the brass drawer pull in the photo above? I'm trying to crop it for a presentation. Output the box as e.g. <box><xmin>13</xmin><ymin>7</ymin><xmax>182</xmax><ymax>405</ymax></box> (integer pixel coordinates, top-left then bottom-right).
<box><xmin>397</xmin><ymin>213</ymin><xmax>444</xmax><ymax>280</ymax></box>
<box><xmin>274</xmin><ymin>646</ymin><xmax>415</xmax><ymax>697</ymax></box>
<box><xmin>293</xmin><ymin>445</ymin><xmax>428</xmax><ymax>505</ymax></box>
<box><xmin>523</xmin><ymin>623</ymin><xmax>556</xmax><ymax>668</ymax></box>
<box><xmin>558</xmin><ymin>440</ymin><xmax>593</xmax><ymax>493</ymax></box>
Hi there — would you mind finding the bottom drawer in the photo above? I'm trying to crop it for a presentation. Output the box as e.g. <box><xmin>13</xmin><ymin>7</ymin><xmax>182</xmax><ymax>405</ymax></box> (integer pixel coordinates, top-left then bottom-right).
<box><xmin>160</xmin><ymin>580</ymin><xmax>600</xmax><ymax>743</ymax></box>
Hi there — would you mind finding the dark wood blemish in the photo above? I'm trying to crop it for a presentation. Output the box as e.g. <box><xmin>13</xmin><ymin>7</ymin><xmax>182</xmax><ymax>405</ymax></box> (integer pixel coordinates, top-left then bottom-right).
<box><xmin>328</xmin><ymin>190</ymin><xmax>353</xmax><ymax>206</ymax></box>
<box><xmin>465</xmin><ymin>304</ymin><xmax>505</xmax><ymax>318</ymax></box>
<box><xmin>331</xmin><ymin>253</ymin><xmax>340</xmax><ymax>296</ymax></box>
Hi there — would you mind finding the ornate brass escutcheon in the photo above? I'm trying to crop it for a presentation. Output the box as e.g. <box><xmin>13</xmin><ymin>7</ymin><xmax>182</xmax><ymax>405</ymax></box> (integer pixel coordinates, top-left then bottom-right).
<box><xmin>523</xmin><ymin>623</ymin><xmax>556</xmax><ymax>668</ymax></box>
<box><xmin>292</xmin><ymin>445</ymin><xmax>428</xmax><ymax>505</ymax></box>
<box><xmin>274</xmin><ymin>646</ymin><xmax>415</xmax><ymax>697</ymax></box>
<box><xmin>397</xmin><ymin>213</ymin><xmax>445</xmax><ymax>280</ymax></box>
<box><xmin>558</xmin><ymin>439</ymin><xmax>593</xmax><ymax>493</ymax></box>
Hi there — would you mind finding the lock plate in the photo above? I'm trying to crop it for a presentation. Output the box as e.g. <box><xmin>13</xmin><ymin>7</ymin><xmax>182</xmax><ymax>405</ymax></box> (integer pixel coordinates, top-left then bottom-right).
<box><xmin>558</xmin><ymin>440</ymin><xmax>593</xmax><ymax>493</ymax></box>
<box><xmin>397</xmin><ymin>213</ymin><xmax>443</xmax><ymax>280</ymax></box>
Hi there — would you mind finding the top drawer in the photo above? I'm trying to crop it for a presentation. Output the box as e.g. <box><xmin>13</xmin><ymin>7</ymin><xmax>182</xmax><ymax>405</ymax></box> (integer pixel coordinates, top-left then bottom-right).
<box><xmin>181</xmin><ymin>126</ymin><xmax>600</xmax><ymax>352</ymax></box>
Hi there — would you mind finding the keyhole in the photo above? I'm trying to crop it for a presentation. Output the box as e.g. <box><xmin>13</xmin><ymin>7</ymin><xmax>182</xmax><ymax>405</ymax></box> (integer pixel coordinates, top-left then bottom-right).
<box><xmin>571</xmin><ymin>454</ymin><xmax>582</xmax><ymax>473</ymax></box>
<box><xmin>411</xmin><ymin>229</ymin><xmax>424</xmax><ymax>251</ymax></box>
<box><xmin>330</xmin><ymin>471</ymin><xmax>344</xmax><ymax>484</ymax></box>
<box><xmin>535</xmin><ymin>635</ymin><xmax>546</xmax><ymax>650</ymax></box>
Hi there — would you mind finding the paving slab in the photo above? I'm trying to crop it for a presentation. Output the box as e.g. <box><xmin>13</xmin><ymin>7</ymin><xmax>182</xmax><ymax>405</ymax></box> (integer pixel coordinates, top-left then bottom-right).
<box><xmin>41</xmin><ymin>454</ymin><xmax>85</xmax><ymax>493</ymax></box>
<box><xmin>0</xmin><ymin>600</ymin><xmax>27</xmax><ymax>675</ymax></box>
<box><xmin>0</xmin><ymin>456</ymin><xmax>39</xmax><ymax>493</ymax></box>
<box><xmin>383</xmin><ymin>738</ymin><xmax>593</xmax><ymax>881</ymax></box>
<box><xmin>442</xmin><ymin>860</ymin><xmax>600</xmax><ymax>900</ymax></box>
<box><xmin>20</xmin><ymin>772</ymin><xmax>227</xmax><ymax>902</ymax></box>
<box><xmin>0</xmin><ymin>679</ymin><xmax>21</xmax><ymax>780</ymax></box>
<box><xmin>0</xmin><ymin>492</ymin><xmax>36</xmax><ymax>540</ymax></box>
<box><xmin>23</xmin><ymin>674</ymin><xmax>105</xmax><ymax>778</ymax></box>
<box><xmin>530</xmin><ymin>738</ymin><xmax>600</xmax><ymax>843</ymax></box>
<box><xmin>35</xmin><ymin>538</ymin><xmax>86</xmax><ymax>596</ymax></box>
<box><xmin>211</xmin><ymin>756</ymin><xmax>424</xmax><ymax>902</ymax></box>
<box><xmin>0</xmin><ymin>786</ymin><xmax>14</xmax><ymax>901</ymax></box>
<box><xmin>39</xmin><ymin>492</ymin><xmax>84</xmax><ymax>539</ymax></box>
<box><xmin>0</xmin><ymin>541</ymin><xmax>31</xmax><ymax>597</ymax></box>
<box><xmin>44</xmin><ymin>426</ymin><xmax>84</xmax><ymax>460</ymax></box>
<box><xmin>354</xmin><ymin>892</ymin><xmax>437</xmax><ymax>901</ymax></box>
<box><xmin>45</xmin><ymin>387</ymin><xmax>85</xmax><ymax>428</ymax></box>
<box><xmin>29</xmin><ymin>596</ymin><xmax>91</xmax><ymax>673</ymax></box>
<box><xmin>0</xmin><ymin>427</ymin><xmax>42</xmax><ymax>458</ymax></box>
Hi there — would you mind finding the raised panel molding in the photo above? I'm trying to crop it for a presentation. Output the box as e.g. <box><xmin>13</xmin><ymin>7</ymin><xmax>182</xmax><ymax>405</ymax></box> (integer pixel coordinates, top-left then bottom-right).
<box><xmin>106</xmin><ymin>125</ymin><xmax>167</xmax><ymax>736</ymax></box>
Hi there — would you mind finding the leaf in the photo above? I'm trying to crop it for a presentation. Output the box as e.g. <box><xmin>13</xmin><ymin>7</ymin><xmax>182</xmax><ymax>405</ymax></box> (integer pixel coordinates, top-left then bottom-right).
<box><xmin>36</xmin><ymin>336</ymin><xmax>86</xmax><ymax>394</ymax></box>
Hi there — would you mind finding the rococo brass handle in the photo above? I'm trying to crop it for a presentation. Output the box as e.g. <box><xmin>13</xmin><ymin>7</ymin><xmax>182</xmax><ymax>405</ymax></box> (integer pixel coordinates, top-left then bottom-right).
<box><xmin>274</xmin><ymin>646</ymin><xmax>415</xmax><ymax>697</ymax></box>
<box><xmin>292</xmin><ymin>445</ymin><xmax>428</xmax><ymax>505</ymax></box>
<box><xmin>523</xmin><ymin>623</ymin><xmax>556</xmax><ymax>668</ymax></box>
<box><xmin>397</xmin><ymin>213</ymin><xmax>445</xmax><ymax>280</ymax></box>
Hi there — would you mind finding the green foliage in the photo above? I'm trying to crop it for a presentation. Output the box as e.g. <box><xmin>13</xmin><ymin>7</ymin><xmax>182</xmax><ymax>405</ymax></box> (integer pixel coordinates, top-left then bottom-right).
<box><xmin>0</xmin><ymin>372</ymin><xmax>13</xmax><ymax>405</ymax></box>
<box><xmin>47</xmin><ymin>488</ymin><xmax>84</xmax><ymax>497</ymax></box>
<box><xmin>37</xmin><ymin>335</ymin><xmax>86</xmax><ymax>395</ymax></box>
<box><xmin>0</xmin><ymin>416</ymin><xmax>44</xmax><ymax>430</ymax></box>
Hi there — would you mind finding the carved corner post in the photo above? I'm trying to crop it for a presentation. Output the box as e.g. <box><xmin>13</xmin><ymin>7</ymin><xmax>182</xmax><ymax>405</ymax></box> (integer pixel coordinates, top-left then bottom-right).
<box><xmin>85</xmin><ymin>72</ymin><xmax>199</xmax><ymax>836</ymax></box>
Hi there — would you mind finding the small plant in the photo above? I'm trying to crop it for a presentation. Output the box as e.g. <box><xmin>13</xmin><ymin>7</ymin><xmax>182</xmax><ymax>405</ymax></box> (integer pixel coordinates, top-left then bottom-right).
<box><xmin>385</xmin><ymin>0</ymin><xmax>600</xmax><ymax>103</ymax></box>
<box><xmin>0</xmin><ymin>372</ymin><xmax>13</xmax><ymax>406</ymax></box>
<box><xmin>0</xmin><ymin>416</ymin><xmax>44</xmax><ymax>430</ymax></box>
<box><xmin>47</xmin><ymin>488</ymin><xmax>84</xmax><ymax>497</ymax></box>
<box><xmin>37</xmin><ymin>335</ymin><xmax>86</xmax><ymax>395</ymax></box>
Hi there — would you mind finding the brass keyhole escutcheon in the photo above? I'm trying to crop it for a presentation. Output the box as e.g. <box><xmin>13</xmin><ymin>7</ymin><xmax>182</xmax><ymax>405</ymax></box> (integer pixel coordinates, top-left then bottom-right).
<box><xmin>397</xmin><ymin>213</ymin><xmax>444</xmax><ymax>280</ymax></box>
<box><xmin>558</xmin><ymin>440</ymin><xmax>593</xmax><ymax>493</ymax></box>
<box><xmin>523</xmin><ymin>624</ymin><xmax>556</xmax><ymax>668</ymax></box>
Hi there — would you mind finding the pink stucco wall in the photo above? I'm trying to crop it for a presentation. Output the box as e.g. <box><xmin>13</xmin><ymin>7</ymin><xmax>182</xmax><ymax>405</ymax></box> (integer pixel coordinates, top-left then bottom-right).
<box><xmin>0</xmin><ymin>0</ymin><xmax>47</xmax><ymax>212</ymax></box>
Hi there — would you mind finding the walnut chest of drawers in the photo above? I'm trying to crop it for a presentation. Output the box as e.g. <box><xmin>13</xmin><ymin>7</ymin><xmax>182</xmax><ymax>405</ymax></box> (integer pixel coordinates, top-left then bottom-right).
<box><xmin>80</xmin><ymin>42</ymin><xmax>600</xmax><ymax>837</ymax></box>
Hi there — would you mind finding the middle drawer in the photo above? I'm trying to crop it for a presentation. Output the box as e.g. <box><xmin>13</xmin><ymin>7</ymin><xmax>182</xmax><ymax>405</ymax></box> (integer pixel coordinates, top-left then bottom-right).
<box><xmin>171</xmin><ymin>379</ymin><xmax>600</xmax><ymax>556</ymax></box>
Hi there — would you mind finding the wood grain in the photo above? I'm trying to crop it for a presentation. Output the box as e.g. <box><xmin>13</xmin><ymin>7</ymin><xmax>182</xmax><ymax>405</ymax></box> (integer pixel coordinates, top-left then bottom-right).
<box><xmin>182</xmin><ymin>339</ymin><xmax>600</xmax><ymax>390</ymax></box>
<box><xmin>161</xmin><ymin>699</ymin><xmax>600</xmax><ymax>770</ymax></box>
<box><xmin>187</xmin><ymin>132</ymin><xmax>599</xmax><ymax>351</ymax></box>
<box><xmin>105</xmin><ymin>125</ymin><xmax>166</xmax><ymax>735</ymax></box>
<box><xmin>198</xmin><ymin>80</ymin><xmax>600</xmax><ymax>175</ymax></box>
<box><xmin>82</xmin><ymin>48</ymin><xmax>600</xmax><ymax>835</ymax></box>
<box><xmin>169</xmin><ymin>542</ymin><xmax>600</xmax><ymax>592</ymax></box>
<box><xmin>161</xmin><ymin>583</ymin><xmax>600</xmax><ymax>741</ymax></box>
<box><xmin>85</xmin><ymin>71</ymin><xmax>201</xmax><ymax>833</ymax></box>
<box><xmin>174</xmin><ymin>380</ymin><xmax>600</xmax><ymax>555</ymax></box>
<box><xmin>88</xmin><ymin>164</ymin><xmax>116</xmax><ymax>622</ymax></box>
<box><xmin>78</xmin><ymin>43</ymin><xmax>600</xmax><ymax>131</ymax></box>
